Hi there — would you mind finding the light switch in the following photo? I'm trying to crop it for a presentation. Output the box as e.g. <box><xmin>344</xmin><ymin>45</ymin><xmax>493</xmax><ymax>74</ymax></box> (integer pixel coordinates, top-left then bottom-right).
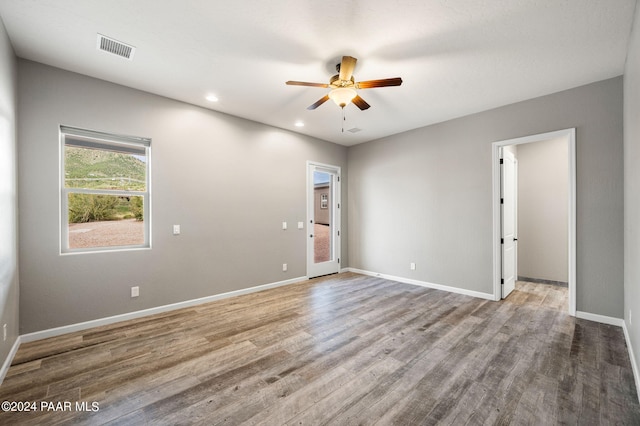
<box><xmin>282</xmin><ymin>221</ymin><xmax>287</xmax><ymax>230</ymax></box>
<box><xmin>173</xmin><ymin>224</ymin><xmax>181</xmax><ymax>235</ymax></box>
<box><xmin>297</xmin><ymin>222</ymin><xmax>304</xmax><ymax>229</ymax></box>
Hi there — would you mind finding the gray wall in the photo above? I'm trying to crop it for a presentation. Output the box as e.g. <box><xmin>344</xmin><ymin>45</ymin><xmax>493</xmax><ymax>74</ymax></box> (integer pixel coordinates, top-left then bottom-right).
<box><xmin>348</xmin><ymin>77</ymin><xmax>624</xmax><ymax>317</ymax></box>
<box><xmin>517</xmin><ymin>137</ymin><xmax>569</xmax><ymax>283</ymax></box>
<box><xmin>624</xmin><ymin>1</ymin><xmax>640</xmax><ymax>385</ymax></box>
<box><xmin>10</xmin><ymin>39</ymin><xmax>632</xmax><ymax>334</ymax></box>
<box><xmin>18</xmin><ymin>60</ymin><xmax>347</xmax><ymax>334</ymax></box>
<box><xmin>0</xmin><ymin>17</ymin><xmax>19</xmax><ymax>367</ymax></box>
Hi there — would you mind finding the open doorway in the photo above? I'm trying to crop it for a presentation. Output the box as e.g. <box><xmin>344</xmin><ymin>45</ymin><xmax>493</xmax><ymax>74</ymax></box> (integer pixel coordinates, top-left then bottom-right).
<box><xmin>492</xmin><ymin>129</ymin><xmax>576</xmax><ymax>315</ymax></box>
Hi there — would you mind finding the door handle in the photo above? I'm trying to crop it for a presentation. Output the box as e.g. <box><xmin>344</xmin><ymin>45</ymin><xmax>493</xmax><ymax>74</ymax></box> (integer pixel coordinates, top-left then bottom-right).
<box><xmin>514</xmin><ymin>238</ymin><xmax>518</xmax><ymax>241</ymax></box>
<box><xmin>310</xmin><ymin>234</ymin><xmax>313</xmax><ymax>238</ymax></box>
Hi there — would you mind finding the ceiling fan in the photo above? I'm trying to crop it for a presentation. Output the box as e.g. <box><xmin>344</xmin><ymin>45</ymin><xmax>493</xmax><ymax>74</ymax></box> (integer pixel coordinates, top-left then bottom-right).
<box><xmin>286</xmin><ymin>56</ymin><xmax>402</xmax><ymax>111</ymax></box>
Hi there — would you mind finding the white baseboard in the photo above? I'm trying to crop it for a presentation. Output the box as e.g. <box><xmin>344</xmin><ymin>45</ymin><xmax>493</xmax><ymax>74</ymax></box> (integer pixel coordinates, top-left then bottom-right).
<box><xmin>576</xmin><ymin>311</ymin><xmax>624</xmax><ymax>327</ymax></box>
<box><xmin>622</xmin><ymin>321</ymin><xmax>640</xmax><ymax>403</ymax></box>
<box><xmin>21</xmin><ymin>276</ymin><xmax>307</xmax><ymax>343</ymax></box>
<box><xmin>0</xmin><ymin>336</ymin><xmax>21</xmax><ymax>385</ymax></box>
<box><xmin>344</xmin><ymin>267</ymin><xmax>495</xmax><ymax>300</ymax></box>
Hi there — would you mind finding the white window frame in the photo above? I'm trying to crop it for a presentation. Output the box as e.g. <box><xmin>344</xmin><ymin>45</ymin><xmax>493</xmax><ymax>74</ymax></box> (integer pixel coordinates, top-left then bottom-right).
<box><xmin>60</xmin><ymin>125</ymin><xmax>151</xmax><ymax>254</ymax></box>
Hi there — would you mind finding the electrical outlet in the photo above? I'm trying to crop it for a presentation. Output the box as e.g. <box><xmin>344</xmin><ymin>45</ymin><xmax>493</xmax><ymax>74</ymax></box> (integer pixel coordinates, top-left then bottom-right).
<box><xmin>2</xmin><ymin>324</ymin><xmax>6</xmax><ymax>341</ymax></box>
<box><xmin>131</xmin><ymin>286</ymin><xmax>140</xmax><ymax>298</ymax></box>
<box><xmin>282</xmin><ymin>222</ymin><xmax>287</xmax><ymax>230</ymax></box>
<box><xmin>282</xmin><ymin>263</ymin><xmax>288</xmax><ymax>272</ymax></box>
<box><xmin>410</xmin><ymin>262</ymin><xmax>416</xmax><ymax>270</ymax></box>
<box><xmin>173</xmin><ymin>224</ymin><xmax>181</xmax><ymax>235</ymax></box>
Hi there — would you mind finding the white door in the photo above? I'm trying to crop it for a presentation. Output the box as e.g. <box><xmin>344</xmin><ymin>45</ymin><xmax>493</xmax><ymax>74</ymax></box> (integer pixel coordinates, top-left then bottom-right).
<box><xmin>501</xmin><ymin>149</ymin><xmax>518</xmax><ymax>298</ymax></box>
<box><xmin>307</xmin><ymin>162</ymin><xmax>341</xmax><ymax>278</ymax></box>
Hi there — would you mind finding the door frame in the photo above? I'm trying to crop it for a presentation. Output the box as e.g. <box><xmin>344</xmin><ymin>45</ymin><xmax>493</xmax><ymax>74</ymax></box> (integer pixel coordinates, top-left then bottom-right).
<box><xmin>491</xmin><ymin>128</ymin><xmax>576</xmax><ymax>316</ymax></box>
<box><xmin>306</xmin><ymin>161</ymin><xmax>341</xmax><ymax>278</ymax></box>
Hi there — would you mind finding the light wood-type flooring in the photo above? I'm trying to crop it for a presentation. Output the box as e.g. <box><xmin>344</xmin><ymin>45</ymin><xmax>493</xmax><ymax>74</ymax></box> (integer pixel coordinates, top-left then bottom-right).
<box><xmin>0</xmin><ymin>273</ymin><xmax>638</xmax><ymax>425</ymax></box>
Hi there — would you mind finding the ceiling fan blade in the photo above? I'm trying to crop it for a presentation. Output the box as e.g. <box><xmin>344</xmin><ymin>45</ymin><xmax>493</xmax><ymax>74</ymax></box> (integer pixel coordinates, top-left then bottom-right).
<box><xmin>307</xmin><ymin>95</ymin><xmax>330</xmax><ymax>110</ymax></box>
<box><xmin>339</xmin><ymin>56</ymin><xmax>357</xmax><ymax>81</ymax></box>
<box><xmin>356</xmin><ymin>77</ymin><xmax>403</xmax><ymax>89</ymax></box>
<box><xmin>352</xmin><ymin>95</ymin><xmax>370</xmax><ymax>110</ymax></box>
<box><xmin>286</xmin><ymin>81</ymin><xmax>329</xmax><ymax>88</ymax></box>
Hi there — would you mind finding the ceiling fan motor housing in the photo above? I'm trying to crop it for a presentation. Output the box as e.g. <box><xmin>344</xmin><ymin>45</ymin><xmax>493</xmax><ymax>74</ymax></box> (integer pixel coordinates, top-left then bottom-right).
<box><xmin>329</xmin><ymin>74</ymin><xmax>355</xmax><ymax>88</ymax></box>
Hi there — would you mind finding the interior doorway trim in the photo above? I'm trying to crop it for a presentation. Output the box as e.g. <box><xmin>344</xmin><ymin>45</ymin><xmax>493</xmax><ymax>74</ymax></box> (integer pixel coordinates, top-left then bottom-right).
<box><xmin>306</xmin><ymin>161</ymin><xmax>341</xmax><ymax>279</ymax></box>
<box><xmin>491</xmin><ymin>128</ymin><xmax>576</xmax><ymax>316</ymax></box>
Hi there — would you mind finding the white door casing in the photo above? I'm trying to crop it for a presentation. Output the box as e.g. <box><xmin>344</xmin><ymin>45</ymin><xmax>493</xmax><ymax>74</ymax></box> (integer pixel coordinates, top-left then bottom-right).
<box><xmin>307</xmin><ymin>162</ymin><xmax>341</xmax><ymax>278</ymax></box>
<box><xmin>491</xmin><ymin>128</ymin><xmax>576</xmax><ymax>316</ymax></box>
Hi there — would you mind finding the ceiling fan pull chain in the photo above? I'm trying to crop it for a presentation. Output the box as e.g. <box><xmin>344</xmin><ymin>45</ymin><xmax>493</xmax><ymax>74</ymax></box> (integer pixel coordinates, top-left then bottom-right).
<box><xmin>342</xmin><ymin>108</ymin><xmax>345</xmax><ymax>133</ymax></box>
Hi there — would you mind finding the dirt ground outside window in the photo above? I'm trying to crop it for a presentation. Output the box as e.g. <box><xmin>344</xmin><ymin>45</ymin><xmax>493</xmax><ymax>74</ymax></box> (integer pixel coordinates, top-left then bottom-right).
<box><xmin>314</xmin><ymin>223</ymin><xmax>331</xmax><ymax>263</ymax></box>
<box><xmin>68</xmin><ymin>219</ymin><xmax>144</xmax><ymax>249</ymax></box>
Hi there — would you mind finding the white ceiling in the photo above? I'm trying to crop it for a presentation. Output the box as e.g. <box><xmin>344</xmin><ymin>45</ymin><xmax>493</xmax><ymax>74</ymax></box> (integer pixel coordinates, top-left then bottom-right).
<box><xmin>0</xmin><ymin>0</ymin><xmax>636</xmax><ymax>146</ymax></box>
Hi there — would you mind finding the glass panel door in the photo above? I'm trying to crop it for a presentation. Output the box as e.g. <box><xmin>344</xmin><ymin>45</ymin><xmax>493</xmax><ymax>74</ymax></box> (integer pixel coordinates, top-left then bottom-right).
<box><xmin>307</xmin><ymin>162</ymin><xmax>341</xmax><ymax>278</ymax></box>
<box><xmin>313</xmin><ymin>171</ymin><xmax>332</xmax><ymax>264</ymax></box>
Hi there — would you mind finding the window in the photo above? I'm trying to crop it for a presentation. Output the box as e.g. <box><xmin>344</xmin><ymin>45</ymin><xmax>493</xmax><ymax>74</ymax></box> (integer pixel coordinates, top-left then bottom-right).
<box><xmin>60</xmin><ymin>126</ymin><xmax>151</xmax><ymax>253</ymax></box>
<box><xmin>321</xmin><ymin>193</ymin><xmax>328</xmax><ymax>209</ymax></box>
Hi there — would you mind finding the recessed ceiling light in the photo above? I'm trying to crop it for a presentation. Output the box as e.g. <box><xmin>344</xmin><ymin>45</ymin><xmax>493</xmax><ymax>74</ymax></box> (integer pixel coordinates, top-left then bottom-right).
<box><xmin>205</xmin><ymin>94</ymin><xmax>219</xmax><ymax>102</ymax></box>
<box><xmin>294</xmin><ymin>121</ymin><xmax>304</xmax><ymax>127</ymax></box>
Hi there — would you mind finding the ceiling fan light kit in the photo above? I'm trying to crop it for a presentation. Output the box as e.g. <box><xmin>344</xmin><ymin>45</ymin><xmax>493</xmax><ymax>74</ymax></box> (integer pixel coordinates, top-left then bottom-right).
<box><xmin>328</xmin><ymin>87</ymin><xmax>357</xmax><ymax>108</ymax></box>
<box><xmin>286</xmin><ymin>55</ymin><xmax>402</xmax><ymax>112</ymax></box>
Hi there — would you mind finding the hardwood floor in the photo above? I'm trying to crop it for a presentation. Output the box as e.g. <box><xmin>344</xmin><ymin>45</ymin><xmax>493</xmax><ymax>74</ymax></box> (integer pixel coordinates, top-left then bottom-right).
<box><xmin>1</xmin><ymin>273</ymin><xmax>638</xmax><ymax>425</ymax></box>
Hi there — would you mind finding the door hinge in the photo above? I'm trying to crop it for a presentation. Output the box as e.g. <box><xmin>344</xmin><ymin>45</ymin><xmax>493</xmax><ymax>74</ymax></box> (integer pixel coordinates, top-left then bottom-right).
<box><xmin>337</xmin><ymin>230</ymin><xmax>340</xmax><ymax>236</ymax></box>
<box><xmin>337</xmin><ymin>176</ymin><xmax>340</xmax><ymax>182</ymax></box>
<box><xmin>501</xmin><ymin>238</ymin><xmax>504</xmax><ymax>244</ymax></box>
<box><xmin>338</xmin><ymin>258</ymin><xmax>340</xmax><ymax>264</ymax></box>
<box><xmin>500</xmin><ymin>198</ymin><xmax>504</xmax><ymax>204</ymax></box>
<box><xmin>338</xmin><ymin>203</ymin><xmax>340</xmax><ymax>209</ymax></box>
<box><xmin>501</xmin><ymin>278</ymin><xmax>504</xmax><ymax>285</ymax></box>
<box><xmin>500</xmin><ymin>158</ymin><xmax>504</xmax><ymax>164</ymax></box>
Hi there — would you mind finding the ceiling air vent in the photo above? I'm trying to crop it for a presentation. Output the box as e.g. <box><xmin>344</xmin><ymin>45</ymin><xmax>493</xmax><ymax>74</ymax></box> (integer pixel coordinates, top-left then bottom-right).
<box><xmin>97</xmin><ymin>34</ymin><xmax>135</xmax><ymax>60</ymax></box>
<box><xmin>347</xmin><ymin>127</ymin><xmax>362</xmax><ymax>133</ymax></box>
